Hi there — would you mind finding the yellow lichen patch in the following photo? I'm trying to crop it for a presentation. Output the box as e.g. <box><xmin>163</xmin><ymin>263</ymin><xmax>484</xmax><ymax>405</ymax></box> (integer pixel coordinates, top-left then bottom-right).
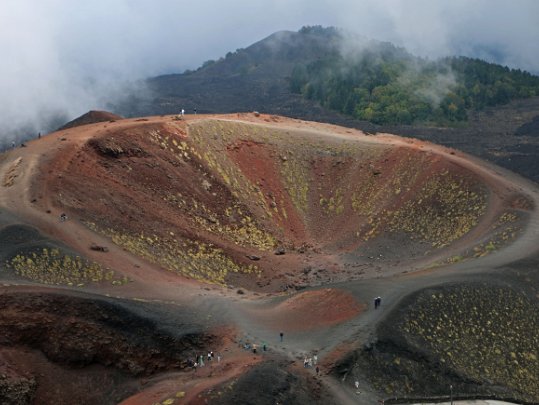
<box><xmin>495</xmin><ymin>212</ymin><xmax>519</xmax><ymax>228</ymax></box>
<box><xmin>5</xmin><ymin>248</ymin><xmax>129</xmax><ymax>286</ymax></box>
<box><xmin>86</xmin><ymin>223</ymin><xmax>260</xmax><ymax>285</ymax></box>
<box><xmin>319</xmin><ymin>187</ymin><xmax>344</xmax><ymax>215</ymax></box>
<box><xmin>436</xmin><ymin>212</ymin><xmax>521</xmax><ymax>265</ymax></box>
<box><xmin>280</xmin><ymin>157</ymin><xmax>309</xmax><ymax>212</ymax></box>
<box><xmin>189</xmin><ymin>123</ymin><xmax>251</xmax><ymax>195</ymax></box>
<box><xmin>402</xmin><ymin>285</ymin><xmax>539</xmax><ymax>400</ymax></box>
<box><xmin>350</xmin><ymin>151</ymin><xmax>428</xmax><ymax>218</ymax></box>
<box><xmin>149</xmin><ymin>128</ymin><xmax>202</xmax><ymax>162</ymax></box>
<box><xmin>164</xmin><ymin>193</ymin><xmax>276</xmax><ymax>250</ymax></box>
<box><xmin>386</xmin><ymin>171</ymin><xmax>487</xmax><ymax>247</ymax></box>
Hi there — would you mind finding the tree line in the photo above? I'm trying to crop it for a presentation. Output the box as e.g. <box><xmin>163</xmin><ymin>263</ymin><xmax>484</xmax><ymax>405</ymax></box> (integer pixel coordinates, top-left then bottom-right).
<box><xmin>290</xmin><ymin>45</ymin><xmax>539</xmax><ymax>126</ymax></box>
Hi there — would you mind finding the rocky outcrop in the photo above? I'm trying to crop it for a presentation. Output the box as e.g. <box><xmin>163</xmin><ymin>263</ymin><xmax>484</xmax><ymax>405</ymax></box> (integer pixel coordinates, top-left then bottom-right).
<box><xmin>0</xmin><ymin>373</ymin><xmax>36</xmax><ymax>405</ymax></box>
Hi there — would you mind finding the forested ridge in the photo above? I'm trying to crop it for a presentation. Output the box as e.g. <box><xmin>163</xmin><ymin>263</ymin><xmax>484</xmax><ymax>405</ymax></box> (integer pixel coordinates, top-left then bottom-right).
<box><xmin>290</xmin><ymin>27</ymin><xmax>539</xmax><ymax>125</ymax></box>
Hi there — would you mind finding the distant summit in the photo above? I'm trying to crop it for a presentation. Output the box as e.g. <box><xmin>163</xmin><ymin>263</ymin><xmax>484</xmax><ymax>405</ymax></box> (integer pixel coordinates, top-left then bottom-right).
<box><xmin>58</xmin><ymin>110</ymin><xmax>123</xmax><ymax>131</ymax></box>
<box><xmin>115</xmin><ymin>26</ymin><xmax>347</xmax><ymax>119</ymax></box>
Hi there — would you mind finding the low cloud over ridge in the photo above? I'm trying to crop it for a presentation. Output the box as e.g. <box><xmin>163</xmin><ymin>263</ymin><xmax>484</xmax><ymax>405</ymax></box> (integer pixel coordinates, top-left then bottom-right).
<box><xmin>1</xmin><ymin>0</ymin><xmax>537</xmax><ymax>143</ymax></box>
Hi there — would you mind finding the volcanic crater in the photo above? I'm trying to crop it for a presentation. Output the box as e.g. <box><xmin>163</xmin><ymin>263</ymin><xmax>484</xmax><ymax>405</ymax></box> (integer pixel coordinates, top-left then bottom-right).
<box><xmin>31</xmin><ymin>114</ymin><xmax>530</xmax><ymax>292</ymax></box>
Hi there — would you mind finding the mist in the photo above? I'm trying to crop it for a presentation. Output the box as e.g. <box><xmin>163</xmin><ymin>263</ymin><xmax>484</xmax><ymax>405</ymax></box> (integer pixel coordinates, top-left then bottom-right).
<box><xmin>1</xmin><ymin>0</ymin><xmax>537</xmax><ymax>143</ymax></box>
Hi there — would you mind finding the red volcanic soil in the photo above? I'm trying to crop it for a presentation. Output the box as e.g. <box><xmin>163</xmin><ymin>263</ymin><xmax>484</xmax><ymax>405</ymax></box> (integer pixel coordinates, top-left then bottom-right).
<box><xmin>247</xmin><ymin>288</ymin><xmax>365</xmax><ymax>332</ymax></box>
<box><xmin>226</xmin><ymin>139</ymin><xmax>307</xmax><ymax>242</ymax></box>
<box><xmin>1</xmin><ymin>112</ymin><xmax>539</xmax><ymax>404</ymax></box>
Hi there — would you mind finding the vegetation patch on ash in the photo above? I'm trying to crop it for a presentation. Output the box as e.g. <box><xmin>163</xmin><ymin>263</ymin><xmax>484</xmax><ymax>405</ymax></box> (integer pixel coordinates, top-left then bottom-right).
<box><xmin>0</xmin><ymin>224</ymin><xmax>128</xmax><ymax>287</ymax></box>
<box><xmin>0</xmin><ymin>291</ymin><xmax>217</xmax><ymax>375</ymax></box>
<box><xmin>204</xmin><ymin>360</ymin><xmax>330</xmax><ymax>405</ymax></box>
<box><xmin>336</xmin><ymin>282</ymin><xmax>539</xmax><ymax>402</ymax></box>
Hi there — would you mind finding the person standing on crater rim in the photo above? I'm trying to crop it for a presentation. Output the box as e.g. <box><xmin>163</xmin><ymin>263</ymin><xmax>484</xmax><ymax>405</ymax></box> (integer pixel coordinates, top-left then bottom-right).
<box><xmin>280</xmin><ymin>331</ymin><xmax>283</xmax><ymax>342</ymax></box>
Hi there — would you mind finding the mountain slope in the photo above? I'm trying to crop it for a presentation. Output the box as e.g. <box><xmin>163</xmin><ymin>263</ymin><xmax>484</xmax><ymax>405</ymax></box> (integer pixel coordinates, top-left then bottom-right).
<box><xmin>118</xmin><ymin>28</ymin><xmax>345</xmax><ymax>117</ymax></box>
<box><xmin>57</xmin><ymin>110</ymin><xmax>123</xmax><ymax>131</ymax></box>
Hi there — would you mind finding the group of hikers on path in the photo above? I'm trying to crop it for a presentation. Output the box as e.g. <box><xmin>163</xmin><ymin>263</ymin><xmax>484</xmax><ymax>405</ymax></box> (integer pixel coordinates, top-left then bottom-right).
<box><xmin>303</xmin><ymin>354</ymin><xmax>320</xmax><ymax>375</ymax></box>
<box><xmin>239</xmin><ymin>338</ymin><xmax>268</xmax><ymax>354</ymax></box>
<box><xmin>189</xmin><ymin>350</ymin><xmax>221</xmax><ymax>372</ymax></box>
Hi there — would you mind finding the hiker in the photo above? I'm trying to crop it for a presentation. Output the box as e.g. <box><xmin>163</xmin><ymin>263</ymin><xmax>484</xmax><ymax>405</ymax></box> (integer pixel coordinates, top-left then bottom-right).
<box><xmin>316</xmin><ymin>366</ymin><xmax>320</xmax><ymax>375</ymax></box>
<box><xmin>194</xmin><ymin>108</ymin><xmax>197</xmax><ymax>115</ymax></box>
<box><xmin>207</xmin><ymin>352</ymin><xmax>211</xmax><ymax>362</ymax></box>
<box><xmin>374</xmin><ymin>297</ymin><xmax>378</xmax><ymax>309</ymax></box>
<box><xmin>304</xmin><ymin>358</ymin><xmax>308</xmax><ymax>368</ymax></box>
<box><xmin>377</xmin><ymin>296</ymin><xmax>382</xmax><ymax>308</ymax></box>
<box><xmin>313</xmin><ymin>354</ymin><xmax>318</xmax><ymax>365</ymax></box>
<box><xmin>181</xmin><ymin>108</ymin><xmax>185</xmax><ymax>116</ymax></box>
<box><xmin>38</xmin><ymin>132</ymin><xmax>41</xmax><ymax>139</ymax></box>
<box><xmin>280</xmin><ymin>332</ymin><xmax>283</xmax><ymax>342</ymax></box>
<box><xmin>263</xmin><ymin>343</ymin><xmax>267</xmax><ymax>352</ymax></box>
<box><xmin>60</xmin><ymin>213</ymin><xmax>67</xmax><ymax>222</ymax></box>
<box><xmin>217</xmin><ymin>354</ymin><xmax>221</xmax><ymax>363</ymax></box>
<box><xmin>253</xmin><ymin>344</ymin><xmax>257</xmax><ymax>354</ymax></box>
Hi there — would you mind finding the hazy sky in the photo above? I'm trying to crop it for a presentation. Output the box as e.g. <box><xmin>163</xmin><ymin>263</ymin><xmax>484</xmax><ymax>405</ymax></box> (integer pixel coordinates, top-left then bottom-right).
<box><xmin>1</xmin><ymin>0</ymin><xmax>538</xmax><ymax>140</ymax></box>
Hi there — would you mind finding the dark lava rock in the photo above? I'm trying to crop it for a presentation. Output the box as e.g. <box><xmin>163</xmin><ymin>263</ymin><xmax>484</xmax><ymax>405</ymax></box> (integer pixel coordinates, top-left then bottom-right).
<box><xmin>0</xmin><ymin>374</ymin><xmax>36</xmax><ymax>405</ymax></box>
<box><xmin>210</xmin><ymin>360</ymin><xmax>329</xmax><ymax>404</ymax></box>
<box><xmin>0</xmin><ymin>292</ymin><xmax>217</xmax><ymax>376</ymax></box>
<box><xmin>274</xmin><ymin>247</ymin><xmax>285</xmax><ymax>255</ymax></box>
<box><xmin>516</xmin><ymin>115</ymin><xmax>539</xmax><ymax>136</ymax></box>
<box><xmin>90</xmin><ymin>244</ymin><xmax>109</xmax><ymax>252</ymax></box>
